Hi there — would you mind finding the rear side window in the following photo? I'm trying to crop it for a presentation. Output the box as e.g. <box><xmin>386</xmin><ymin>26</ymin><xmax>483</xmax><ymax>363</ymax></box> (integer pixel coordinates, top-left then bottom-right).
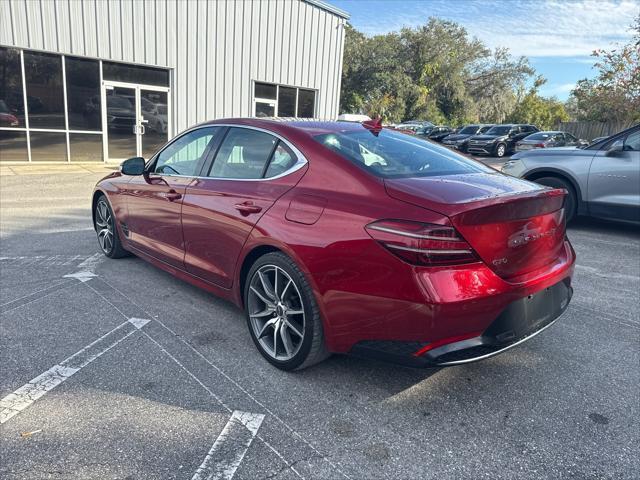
<box><xmin>265</xmin><ymin>142</ymin><xmax>296</xmax><ymax>178</ymax></box>
<box><xmin>208</xmin><ymin>128</ymin><xmax>277</xmax><ymax>179</ymax></box>
<box><xmin>314</xmin><ymin>128</ymin><xmax>492</xmax><ymax>179</ymax></box>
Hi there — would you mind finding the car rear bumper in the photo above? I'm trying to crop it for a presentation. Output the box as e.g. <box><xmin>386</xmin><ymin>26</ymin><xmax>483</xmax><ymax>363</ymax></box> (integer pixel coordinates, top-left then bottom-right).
<box><xmin>350</xmin><ymin>278</ymin><xmax>572</xmax><ymax>367</ymax></box>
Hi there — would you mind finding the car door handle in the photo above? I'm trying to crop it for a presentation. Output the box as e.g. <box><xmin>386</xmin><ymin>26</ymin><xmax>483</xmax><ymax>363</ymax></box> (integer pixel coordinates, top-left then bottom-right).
<box><xmin>161</xmin><ymin>190</ymin><xmax>182</xmax><ymax>201</ymax></box>
<box><xmin>234</xmin><ymin>201</ymin><xmax>262</xmax><ymax>214</ymax></box>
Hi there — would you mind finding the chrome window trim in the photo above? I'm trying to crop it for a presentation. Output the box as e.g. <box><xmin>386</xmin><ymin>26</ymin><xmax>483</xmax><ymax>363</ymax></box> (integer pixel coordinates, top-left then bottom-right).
<box><xmin>146</xmin><ymin>123</ymin><xmax>309</xmax><ymax>182</ymax></box>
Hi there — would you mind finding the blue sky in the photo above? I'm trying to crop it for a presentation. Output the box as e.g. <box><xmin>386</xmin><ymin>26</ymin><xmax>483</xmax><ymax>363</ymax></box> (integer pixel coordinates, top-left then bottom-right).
<box><xmin>330</xmin><ymin>0</ymin><xmax>639</xmax><ymax>100</ymax></box>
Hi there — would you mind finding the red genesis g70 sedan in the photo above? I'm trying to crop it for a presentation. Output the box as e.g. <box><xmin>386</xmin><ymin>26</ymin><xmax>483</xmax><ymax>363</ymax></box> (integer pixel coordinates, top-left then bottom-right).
<box><xmin>92</xmin><ymin>118</ymin><xmax>575</xmax><ymax>370</ymax></box>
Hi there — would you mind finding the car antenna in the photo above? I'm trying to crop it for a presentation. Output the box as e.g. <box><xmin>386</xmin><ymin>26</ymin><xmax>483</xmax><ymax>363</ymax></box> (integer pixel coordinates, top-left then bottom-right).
<box><xmin>362</xmin><ymin>116</ymin><xmax>383</xmax><ymax>136</ymax></box>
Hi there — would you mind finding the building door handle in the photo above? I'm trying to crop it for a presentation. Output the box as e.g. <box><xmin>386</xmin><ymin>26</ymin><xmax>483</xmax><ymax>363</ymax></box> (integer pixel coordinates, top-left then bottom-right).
<box><xmin>234</xmin><ymin>201</ymin><xmax>262</xmax><ymax>215</ymax></box>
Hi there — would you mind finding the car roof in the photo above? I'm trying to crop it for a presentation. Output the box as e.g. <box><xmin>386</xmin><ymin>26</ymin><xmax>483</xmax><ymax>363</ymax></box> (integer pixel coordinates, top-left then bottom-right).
<box><xmin>203</xmin><ymin>117</ymin><xmax>366</xmax><ymax>136</ymax></box>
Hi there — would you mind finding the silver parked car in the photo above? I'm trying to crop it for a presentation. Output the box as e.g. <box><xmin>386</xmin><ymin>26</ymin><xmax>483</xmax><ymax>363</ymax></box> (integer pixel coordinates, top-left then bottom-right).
<box><xmin>515</xmin><ymin>131</ymin><xmax>588</xmax><ymax>152</ymax></box>
<box><xmin>502</xmin><ymin>124</ymin><xmax>639</xmax><ymax>222</ymax></box>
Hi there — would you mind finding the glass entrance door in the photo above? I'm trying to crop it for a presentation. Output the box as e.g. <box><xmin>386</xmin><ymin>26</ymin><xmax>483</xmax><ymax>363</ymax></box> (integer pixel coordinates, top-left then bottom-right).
<box><xmin>140</xmin><ymin>89</ymin><xmax>169</xmax><ymax>159</ymax></box>
<box><xmin>103</xmin><ymin>82</ymin><xmax>170</xmax><ymax>162</ymax></box>
<box><xmin>105</xmin><ymin>86</ymin><xmax>137</xmax><ymax>161</ymax></box>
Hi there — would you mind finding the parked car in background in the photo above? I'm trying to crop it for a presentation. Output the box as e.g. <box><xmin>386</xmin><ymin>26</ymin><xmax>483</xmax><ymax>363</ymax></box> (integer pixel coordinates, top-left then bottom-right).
<box><xmin>93</xmin><ymin>118</ymin><xmax>575</xmax><ymax>370</ymax></box>
<box><xmin>0</xmin><ymin>99</ymin><xmax>20</xmax><ymax>127</ymax></box>
<box><xmin>516</xmin><ymin>131</ymin><xmax>588</xmax><ymax>152</ymax></box>
<box><xmin>442</xmin><ymin>124</ymin><xmax>494</xmax><ymax>152</ymax></box>
<box><xmin>502</xmin><ymin>124</ymin><xmax>639</xmax><ymax>222</ymax></box>
<box><xmin>423</xmin><ymin>126</ymin><xmax>454</xmax><ymax>142</ymax></box>
<box><xmin>467</xmin><ymin>124</ymin><xmax>539</xmax><ymax>158</ymax></box>
<box><xmin>397</xmin><ymin>121</ymin><xmax>434</xmax><ymax>132</ymax></box>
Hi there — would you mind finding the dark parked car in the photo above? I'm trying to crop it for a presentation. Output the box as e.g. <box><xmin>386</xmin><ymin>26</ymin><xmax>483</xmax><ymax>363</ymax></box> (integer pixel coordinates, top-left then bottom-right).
<box><xmin>503</xmin><ymin>124</ymin><xmax>639</xmax><ymax>222</ymax></box>
<box><xmin>442</xmin><ymin>124</ymin><xmax>494</xmax><ymax>152</ymax></box>
<box><xmin>468</xmin><ymin>124</ymin><xmax>539</xmax><ymax>157</ymax></box>
<box><xmin>423</xmin><ymin>126</ymin><xmax>454</xmax><ymax>142</ymax></box>
<box><xmin>516</xmin><ymin>131</ymin><xmax>588</xmax><ymax>151</ymax></box>
<box><xmin>93</xmin><ymin>118</ymin><xmax>574</xmax><ymax>370</ymax></box>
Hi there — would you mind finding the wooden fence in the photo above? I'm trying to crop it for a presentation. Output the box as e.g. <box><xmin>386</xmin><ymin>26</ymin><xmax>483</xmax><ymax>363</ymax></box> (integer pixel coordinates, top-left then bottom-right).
<box><xmin>553</xmin><ymin>121</ymin><xmax>635</xmax><ymax>141</ymax></box>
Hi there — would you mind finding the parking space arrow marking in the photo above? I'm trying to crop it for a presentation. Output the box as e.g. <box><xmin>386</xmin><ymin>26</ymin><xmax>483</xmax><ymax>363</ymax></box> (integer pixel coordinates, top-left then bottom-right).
<box><xmin>63</xmin><ymin>271</ymin><xmax>98</xmax><ymax>283</ymax></box>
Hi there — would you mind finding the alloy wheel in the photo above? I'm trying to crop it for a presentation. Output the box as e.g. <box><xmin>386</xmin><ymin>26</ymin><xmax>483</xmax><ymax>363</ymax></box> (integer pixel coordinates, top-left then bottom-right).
<box><xmin>95</xmin><ymin>199</ymin><xmax>114</xmax><ymax>254</ymax></box>
<box><xmin>497</xmin><ymin>144</ymin><xmax>506</xmax><ymax>157</ymax></box>
<box><xmin>247</xmin><ymin>265</ymin><xmax>305</xmax><ymax>361</ymax></box>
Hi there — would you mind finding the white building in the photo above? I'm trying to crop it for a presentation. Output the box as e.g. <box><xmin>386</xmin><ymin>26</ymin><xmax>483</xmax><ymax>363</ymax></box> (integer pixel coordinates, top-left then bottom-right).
<box><xmin>0</xmin><ymin>0</ymin><xmax>348</xmax><ymax>163</ymax></box>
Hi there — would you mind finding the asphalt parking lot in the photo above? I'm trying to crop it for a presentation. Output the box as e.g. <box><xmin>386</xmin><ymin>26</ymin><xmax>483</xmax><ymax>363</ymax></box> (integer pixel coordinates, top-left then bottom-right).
<box><xmin>1</xmin><ymin>167</ymin><xmax>638</xmax><ymax>479</ymax></box>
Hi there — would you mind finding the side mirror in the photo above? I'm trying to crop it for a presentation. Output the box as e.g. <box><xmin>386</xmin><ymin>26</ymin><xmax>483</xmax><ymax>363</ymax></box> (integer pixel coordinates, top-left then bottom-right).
<box><xmin>121</xmin><ymin>157</ymin><xmax>146</xmax><ymax>175</ymax></box>
<box><xmin>606</xmin><ymin>141</ymin><xmax>624</xmax><ymax>155</ymax></box>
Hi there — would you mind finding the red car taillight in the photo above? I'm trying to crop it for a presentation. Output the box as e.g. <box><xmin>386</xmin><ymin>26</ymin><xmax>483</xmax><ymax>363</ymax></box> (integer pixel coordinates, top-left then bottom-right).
<box><xmin>365</xmin><ymin>219</ymin><xmax>478</xmax><ymax>266</ymax></box>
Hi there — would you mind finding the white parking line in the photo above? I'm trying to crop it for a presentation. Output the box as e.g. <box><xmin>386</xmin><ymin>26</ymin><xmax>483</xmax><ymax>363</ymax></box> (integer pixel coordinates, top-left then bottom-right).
<box><xmin>0</xmin><ymin>317</ymin><xmax>149</xmax><ymax>424</ymax></box>
<box><xmin>192</xmin><ymin>411</ymin><xmax>265</xmax><ymax>480</ymax></box>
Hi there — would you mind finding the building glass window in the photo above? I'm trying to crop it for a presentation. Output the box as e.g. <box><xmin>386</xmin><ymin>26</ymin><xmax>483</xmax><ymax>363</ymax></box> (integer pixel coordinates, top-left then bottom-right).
<box><xmin>0</xmin><ymin>47</ymin><xmax>25</xmax><ymax>128</ymax></box>
<box><xmin>23</xmin><ymin>51</ymin><xmax>65</xmax><ymax>129</ymax></box>
<box><xmin>255</xmin><ymin>83</ymin><xmax>277</xmax><ymax>100</ymax></box>
<box><xmin>297</xmin><ymin>89</ymin><xmax>315</xmax><ymax>118</ymax></box>
<box><xmin>0</xmin><ymin>130</ymin><xmax>29</xmax><ymax>162</ymax></box>
<box><xmin>253</xmin><ymin>82</ymin><xmax>316</xmax><ymax>118</ymax></box>
<box><xmin>1</xmin><ymin>47</ymin><xmax>174</xmax><ymax>163</ymax></box>
<box><xmin>103</xmin><ymin>61</ymin><xmax>170</xmax><ymax>87</ymax></box>
<box><xmin>66</xmin><ymin>56</ymin><xmax>101</xmax><ymax>131</ymax></box>
<box><xmin>278</xmin><ymin>87</ymin><xmax>296</xmax><ymax>117</ymax></box>
<box><xmin>29</xmin><ymin>132</ymin><xmax>67</xmax><ymax>162</ymax></box>
<box><xmin>69</xmin><ymin>134</ymin><xmax>103</xmax><ymax>162</ymax></box>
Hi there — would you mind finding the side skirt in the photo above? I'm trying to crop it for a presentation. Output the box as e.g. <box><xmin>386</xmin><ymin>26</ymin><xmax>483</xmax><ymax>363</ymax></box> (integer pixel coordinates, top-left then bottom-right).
<box><xmin>125</xmin><ymin>243</ymin><xmax>240</xmax><ymax>308</ymax></box>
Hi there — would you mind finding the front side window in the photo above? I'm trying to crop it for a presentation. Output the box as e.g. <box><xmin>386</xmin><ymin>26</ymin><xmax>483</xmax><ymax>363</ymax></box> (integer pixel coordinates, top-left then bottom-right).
<box><xmin>486</xmin><ymin>126</ymin><xmax>511</xmax><ymax>136</ymax></box>
<box><xmin>154</xmin><ymin>127</ymin><xmax>220</xmax><ymax>176</ymax></box>
<box><xmin>458</xmin><ymin>126</ymin><xmax>479</xmax><ymax>135</ymax></box>
<box><xmin>314</xmin><ymin>128</ymin><xmax>492</xmax><ymax>178</ymax></box>
<box><xmin>623</xmin><ymin>131</ymin><xmax>639</xmax><ymax>151</ymax></box>
<box><xmin>208</xmin><ymin>128</ymin><xmax>277</xmax><ymax>179</ymax></box>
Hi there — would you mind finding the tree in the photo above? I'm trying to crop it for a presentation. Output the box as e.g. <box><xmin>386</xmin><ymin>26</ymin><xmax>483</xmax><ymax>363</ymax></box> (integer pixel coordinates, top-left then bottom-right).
<box><xmin>508</xmin><ymin>77</ymin><xmax>569</xmax><ymax>129</ymax></box>
<box><xmin>339</xmin><ymin>18</ymin><xmax>535</xmax><ymax>124</ymax></box>
<box><xmin>567</xmin><ymin>15</ymin><xmax>640</xmax><ymax>124</ymax></box>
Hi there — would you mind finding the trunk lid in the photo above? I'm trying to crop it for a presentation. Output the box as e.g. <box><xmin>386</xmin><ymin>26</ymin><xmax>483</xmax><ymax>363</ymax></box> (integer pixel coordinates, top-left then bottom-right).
<box><xmin>384</xmin><ymin>173</ymin><xmax>567</xmax><ymax>280</ymax></box>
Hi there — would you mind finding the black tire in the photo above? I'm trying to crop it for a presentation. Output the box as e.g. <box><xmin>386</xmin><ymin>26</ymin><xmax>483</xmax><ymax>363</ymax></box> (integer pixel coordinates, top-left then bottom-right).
<box><xmin>494</xmin><ymin>143</ymin><xmax>507</xmax><ymax>158</ymax></box>
<box><xmin>94</xmin><ymin>195</ymin><xmax>129</xmax><ymax>258</ymax></box>
<box><xmin>532</xmin><ymin>176</ymin><xmax>577</xmax><ymax>222</ymax></box>
<box><xmin>244</xmin><ymin>252</ymin><xmax>329</xmax><ymax>371</ymax></box>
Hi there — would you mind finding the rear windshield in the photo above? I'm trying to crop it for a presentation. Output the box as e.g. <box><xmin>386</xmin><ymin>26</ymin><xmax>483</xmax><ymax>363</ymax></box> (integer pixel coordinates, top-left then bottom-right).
<box><xmin>313</xmin><ymin>128</ymin><xmax>492</xmax><ymax>179</ymax></box>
